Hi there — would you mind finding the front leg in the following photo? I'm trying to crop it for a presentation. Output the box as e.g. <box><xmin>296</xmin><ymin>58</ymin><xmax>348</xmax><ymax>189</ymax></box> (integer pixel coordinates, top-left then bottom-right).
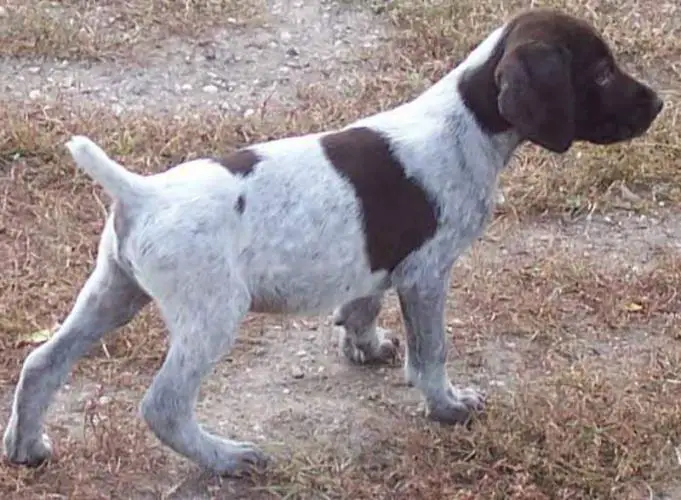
<box><xmin>398</xmin><ymin>278</ymin><xmax>484</xmax><ymax>425</ymax></box>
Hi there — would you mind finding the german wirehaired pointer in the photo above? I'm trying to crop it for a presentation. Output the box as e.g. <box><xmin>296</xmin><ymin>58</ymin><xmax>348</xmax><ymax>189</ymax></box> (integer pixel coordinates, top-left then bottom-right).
<box><xmin>4</xmin><ymin>9</ymin><xmax>663</xmax><ymax>475</ymax></box>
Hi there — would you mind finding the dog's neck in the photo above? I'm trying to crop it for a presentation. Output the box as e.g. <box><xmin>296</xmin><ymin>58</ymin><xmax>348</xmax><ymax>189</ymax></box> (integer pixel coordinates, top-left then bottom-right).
<box><xmin>413</xmin><ymin>24</ymin><xmax>523</xmax><ymax>166</ymax></box>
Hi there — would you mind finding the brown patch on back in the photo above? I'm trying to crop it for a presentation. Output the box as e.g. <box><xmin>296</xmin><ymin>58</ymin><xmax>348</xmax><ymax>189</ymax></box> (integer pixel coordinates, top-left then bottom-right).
<box><xmin>320</xmin><ymin>127</ymin><xmax>438</xmax><ymax>273</ymax></box>
<box><xmin>215</xmin><ymin>149</ymin><xmax>260</xmax><ymax>176</ymax></box>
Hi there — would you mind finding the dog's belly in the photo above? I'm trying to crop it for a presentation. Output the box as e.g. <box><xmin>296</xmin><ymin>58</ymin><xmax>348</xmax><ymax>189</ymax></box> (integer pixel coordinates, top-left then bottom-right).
<box><xmin>238</xmin><ymin>208</ymin><xmax>385</xmax><ymax>315</ymax></box>
<box><xmin>243</xmin><ymin>249</ymin><xmax>386</xmax><ymax>316</ymax></box>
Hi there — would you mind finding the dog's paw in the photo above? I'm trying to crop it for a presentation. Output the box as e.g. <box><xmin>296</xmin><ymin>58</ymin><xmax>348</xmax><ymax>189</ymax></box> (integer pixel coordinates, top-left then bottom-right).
<box><xmin>212</xmin><ymin>441</ymin><xmax>269</xmax><ymax>477</ymax></box>
<box><xmin>3</xmin><ymin>427</ymin><xmax>53</xmax><ymax>467</ymax></box>
<box><xmin>425</xmin><ymin>385</ymin><xmax>485</xmax><ymax>426</ymax></box>
<box><xmin>340</xmin><ymin>327</ymin><xmax>400</xmax><ymax>365</ymax></box>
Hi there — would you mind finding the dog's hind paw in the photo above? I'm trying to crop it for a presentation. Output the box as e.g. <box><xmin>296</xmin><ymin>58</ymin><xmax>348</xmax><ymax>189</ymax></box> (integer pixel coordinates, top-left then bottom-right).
<box><xmin>3</xmin><ymin>427</ymin><xmax>53</xmax><ymax>467</ymax></box>
<box><xmin>340</xmin><ymin>327</ymin><xmax>400</xmax><ymax>365</ymax></box>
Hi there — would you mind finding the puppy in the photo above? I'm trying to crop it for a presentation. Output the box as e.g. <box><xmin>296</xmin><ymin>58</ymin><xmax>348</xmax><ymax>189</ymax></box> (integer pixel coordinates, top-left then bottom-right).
<box><xmin>4</xmin><ymin>9</ymin><xmax>663</xmax><ymax>475</ymax></box>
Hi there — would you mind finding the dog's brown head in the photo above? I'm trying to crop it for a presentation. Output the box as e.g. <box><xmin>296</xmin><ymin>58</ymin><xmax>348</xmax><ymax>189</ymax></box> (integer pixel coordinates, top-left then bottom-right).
<box><xmin>459</xmin><ymin>9</ymin><xmax>663</xmax><ymax>153</ymax></box>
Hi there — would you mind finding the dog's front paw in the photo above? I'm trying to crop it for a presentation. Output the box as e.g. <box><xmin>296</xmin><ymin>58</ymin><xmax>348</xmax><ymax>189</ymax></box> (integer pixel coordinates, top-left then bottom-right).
<box><xmin>340</xmin><ymin>327</ymin><xmax>400</xmax><ymax>365</ymax></box>
<box><xmin>3</xmin><ymin>425</ymin><xmax>53</xmax><ymax>467</ymax></box>
<box><xmin>425</xmin><ymin>385</ymin><xmax>485</xmax><ymax>425</ymax></box>
<box><xmin>211</xmin><ymin>440</ymin><xmax>269</xmax><ymax>477</ymax></box>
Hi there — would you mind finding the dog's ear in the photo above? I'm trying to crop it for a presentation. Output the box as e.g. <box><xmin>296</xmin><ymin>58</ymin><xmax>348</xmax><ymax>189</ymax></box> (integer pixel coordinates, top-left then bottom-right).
<box><xmin>495</xmin><ymin>41</ymin><xmax>575</xmax><ymax>153</ymax></box>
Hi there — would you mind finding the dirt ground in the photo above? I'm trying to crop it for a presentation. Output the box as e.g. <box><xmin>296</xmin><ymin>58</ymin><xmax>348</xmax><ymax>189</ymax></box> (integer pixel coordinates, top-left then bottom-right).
<box><xmin>2</xmin><ymin>1</ymin><xmax>681</xmax><ymax>499</ymax></box>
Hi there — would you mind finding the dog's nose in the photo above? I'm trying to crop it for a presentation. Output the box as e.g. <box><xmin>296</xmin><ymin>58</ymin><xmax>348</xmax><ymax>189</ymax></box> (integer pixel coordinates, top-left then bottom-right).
<box><xmin>653</xmin><ymin>95</ymin><xmax>664</xmax><ymax>115</ymax></box>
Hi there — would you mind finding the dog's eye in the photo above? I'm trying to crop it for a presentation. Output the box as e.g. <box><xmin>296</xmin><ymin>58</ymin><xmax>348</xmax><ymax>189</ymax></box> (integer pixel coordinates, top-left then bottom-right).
<box><xmin>594</xmin><ymin>61</ymin><xmax>614</xmax><ymax>87</ymax></box>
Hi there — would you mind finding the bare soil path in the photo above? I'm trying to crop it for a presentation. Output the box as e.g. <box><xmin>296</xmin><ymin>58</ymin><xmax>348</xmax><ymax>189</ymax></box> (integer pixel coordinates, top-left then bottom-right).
<box><xmin>0</xmin><ymin>0</ymin><xmax>388</xmax><ymax>115</ymax></box>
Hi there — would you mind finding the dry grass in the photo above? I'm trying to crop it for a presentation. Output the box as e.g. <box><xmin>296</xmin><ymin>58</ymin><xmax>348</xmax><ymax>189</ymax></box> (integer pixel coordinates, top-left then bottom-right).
<box><xmin>0</xmin><ymin>0</ymin><xmax>262</xmax><ymax>60</ymax></box>
<box><xmin>2</xmin><ymin>0</ymin><xmax>681</xmax><ymax>498</ymax></box>
<box><xmin>261</xmin><ymin>363</ymin><xmax>681</xmax><ymax>499</ymax></box>
<box><xmin>253</xmin><ymin>238</ymin><xmax>681</xmax><ymax>499</ymax></box>
<box><xmin>450</xmin><ymin>239</ymin><xmax>681</xmax><ymax>342</ymax></box>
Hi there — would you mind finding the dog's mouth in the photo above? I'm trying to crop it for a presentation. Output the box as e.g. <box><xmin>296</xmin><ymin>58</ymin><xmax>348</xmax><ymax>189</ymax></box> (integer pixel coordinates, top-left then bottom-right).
<box><xmin>585</xmin><ymin>115</ymin><xmax>658</xmax><ymax>145</ymax></box>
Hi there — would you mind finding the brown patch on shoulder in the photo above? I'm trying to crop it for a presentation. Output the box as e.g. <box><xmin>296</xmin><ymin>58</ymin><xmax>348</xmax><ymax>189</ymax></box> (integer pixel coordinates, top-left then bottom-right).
<box><xmin>215</xmin><ymin>149</ymin><xmax>260</xmax><ymax>176</ymax></box>
<box><xmin>320</xmin><ymin>127</ymin><xmax>438</xmax><ymax>273</ymax></box>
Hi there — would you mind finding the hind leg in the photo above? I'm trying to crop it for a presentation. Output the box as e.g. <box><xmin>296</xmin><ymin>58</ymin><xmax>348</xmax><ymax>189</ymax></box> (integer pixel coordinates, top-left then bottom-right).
<box><xmin>138</xmin><ymin>265</ymin><xmax>265</xmax><ymax>476</ymax></box>
<box><xmin>3</xmin><ymin>253</ymin><xmax>150</xmax><ymax>466</ymax></box>
<box><xmin>333</xmin><ymin>293</ymin><xmax>399</xmax><ymax>365</ymax></box>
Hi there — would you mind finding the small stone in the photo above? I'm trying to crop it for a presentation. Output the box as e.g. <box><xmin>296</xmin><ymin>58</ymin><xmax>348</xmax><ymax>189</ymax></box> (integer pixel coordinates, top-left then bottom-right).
<box><xmin>227</xmin><ymin>17</ymin><xmax>237</xmax><ymax>24</ymax></box>
<box><xmin>286</xmin><ymin>47</ymin><xmax>299</xmax><ymax>57</ymax></box>
<box><xmin>181</xmin><ymin>83</ymin><xmax>193</xmax><ymax>91</ymax></box>
<box><xmin>243</xmin><ymin>108</ymin><xmax>255</xmax><ymax>118</ymax></box>
<box><xmin>280</xmin><ymin>31</ymin><xmax>292</xmax><ymax>42</ymax></box>
<box><xmin>202</xmin><ymin>84</ymin><xmax>219</xmax><ymax>94</ymax></box>
<box><xmin>296</xmin><ymin>350</ymin><xmax>307</xmax><ymax>357</ymax></box>
<box><xmin>28</xmin><ymin>66</ymin><xmax>40</xmax><ymax>74</ymax></box>
<box><xmin>282</xmin><ymin>388</ymin><xmax>291</xmax><ymax>394</ymax></box>
<box><xmin>28</xmin><ymin>89</ymin><xmax>41</xmax><ymax>100</ymax></box>
<box><xmin>98</xmin><ymin>396</ymin><xmax>112</xmax><ymax>405</ymax></box>
<box><xmin>619</xmin><ymin>183</ymin><xmax>642</xmax><ymax>203</ymax></box>
<box><xmin>291</xmin><ymin>366</ymin><xmax>305</xmax><ymax>379</ymax></box>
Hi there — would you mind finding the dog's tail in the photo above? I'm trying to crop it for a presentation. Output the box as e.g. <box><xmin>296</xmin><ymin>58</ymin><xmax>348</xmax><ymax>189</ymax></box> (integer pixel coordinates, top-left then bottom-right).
<box><xmin>65</xmin><ymin>135</ymin><xmax>147</xmax><ymax>202</ymax></box>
